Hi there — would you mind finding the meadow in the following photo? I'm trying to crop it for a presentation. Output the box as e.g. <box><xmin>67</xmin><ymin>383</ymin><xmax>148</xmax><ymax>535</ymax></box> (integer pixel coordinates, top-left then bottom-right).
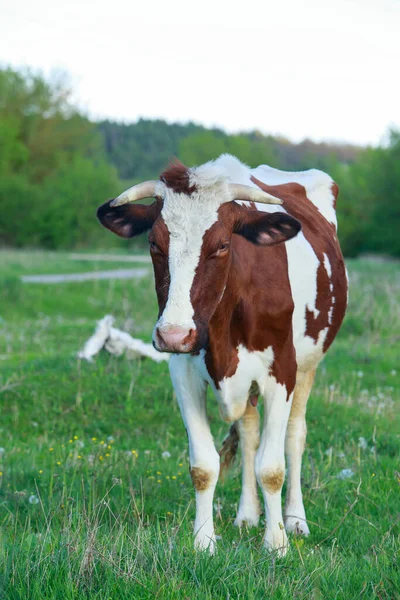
<box><xmin>0</xmin><ymin>249</ymin><xmax>399</xmax><ymax>599</ymax></box>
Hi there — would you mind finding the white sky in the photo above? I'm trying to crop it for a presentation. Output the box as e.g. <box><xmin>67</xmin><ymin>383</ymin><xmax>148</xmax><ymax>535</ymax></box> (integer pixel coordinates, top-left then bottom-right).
<box><xmin>1</xmin><ymin>0</ymin><xmax>399</xmax><ymax>146</ymax></box>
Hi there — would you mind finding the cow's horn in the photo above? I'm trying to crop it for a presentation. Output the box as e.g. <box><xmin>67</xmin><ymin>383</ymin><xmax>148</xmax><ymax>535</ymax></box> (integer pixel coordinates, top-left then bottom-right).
<box><xmin>110</xmin><ymin>181</ymin><xmax>158</xmax><ymax>207</ymax></box>
<box><xmin>229</xmin><ymin>184</ymin><xmax>282</xmax><ymax>205</ymax></box>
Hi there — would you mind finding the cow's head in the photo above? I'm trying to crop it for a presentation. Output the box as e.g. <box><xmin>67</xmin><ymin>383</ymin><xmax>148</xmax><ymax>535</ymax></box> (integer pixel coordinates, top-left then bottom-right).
<box><xmin>97</xmin><ymin>157</ymin><xmax>301</xmax><ymax>354</ymax></box>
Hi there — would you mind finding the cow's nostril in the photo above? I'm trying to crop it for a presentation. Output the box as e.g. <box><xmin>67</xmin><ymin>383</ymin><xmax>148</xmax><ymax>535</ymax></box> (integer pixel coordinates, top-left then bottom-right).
<box><xmin>156</xmin><ymin>327</ymin><xmax>163</xmax><ymax>343</ymax></box>
<box><xmin>185</xmin><ymin>329</ymin><xmax>196</xmax><ymax>345</ymax></box>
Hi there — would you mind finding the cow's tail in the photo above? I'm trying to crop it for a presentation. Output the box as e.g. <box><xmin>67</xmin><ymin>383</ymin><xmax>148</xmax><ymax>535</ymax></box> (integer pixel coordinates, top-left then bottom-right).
<box><xmin>218</xmin><ymin>423</ymin><xmax>239</xmax><ymax>479</ymax></box>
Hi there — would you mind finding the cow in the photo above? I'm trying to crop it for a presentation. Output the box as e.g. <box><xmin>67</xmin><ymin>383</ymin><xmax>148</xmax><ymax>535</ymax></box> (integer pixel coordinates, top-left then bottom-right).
<box><xmin>97</xmin><ymin>154</ymin><xmax>348</xmax><ymax>556</ymax></box>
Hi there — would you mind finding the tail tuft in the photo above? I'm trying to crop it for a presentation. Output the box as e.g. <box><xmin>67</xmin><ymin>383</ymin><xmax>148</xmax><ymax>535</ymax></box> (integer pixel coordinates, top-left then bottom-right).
<box><xmin>218</xmin><ymin>423</ymin><xmax>239</xmax><ymax>480</ymax></box>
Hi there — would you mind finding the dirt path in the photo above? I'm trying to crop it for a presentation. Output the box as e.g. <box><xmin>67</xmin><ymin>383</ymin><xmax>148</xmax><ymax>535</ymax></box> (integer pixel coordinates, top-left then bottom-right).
<box><xmin>21</xmin><ymin>268</ymin><xmax>149</xmax><ymax>283</ymax></box>
<box><xmin>68</xmin><ymin>253</ymin><xmax>151</xmax><ymax>263</ymax></box>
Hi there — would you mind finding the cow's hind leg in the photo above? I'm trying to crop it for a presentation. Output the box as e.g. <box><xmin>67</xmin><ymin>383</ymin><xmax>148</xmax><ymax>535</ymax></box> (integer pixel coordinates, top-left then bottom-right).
<box><xmin>284</xmin><ymin>368</ymin><xmax>316</xmax><ymax>536</ymax></box>
<box><xmin>169</xmin><ymin>355</ymin><xmax>220</xmax><ymax>553</ymax></box>
<box><xmin>234</xmin><ymin>396</ymin><xmax>261</xmax><ymax>527</ymax></box>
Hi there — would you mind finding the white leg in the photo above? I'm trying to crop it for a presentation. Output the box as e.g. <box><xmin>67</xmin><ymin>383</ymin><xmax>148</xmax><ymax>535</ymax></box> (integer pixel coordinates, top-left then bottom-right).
<box><xmin>169</xmin><ymin>354</ymin><xmax>220</xmax><ymax>553</ymax></box>
<box><xmin>234</xmin><ymin>396</ymin><xmax>261</xmax><ymax>527</ymax></box>
<box><xmin>284</xmin><ymin>369</ymin><xmax>315</xmax><ymax>536</ymax></box>
<box><xmin>255</xmin><ymin>379</ymin><xmax>293</xmax><ymax>556</ymax></box>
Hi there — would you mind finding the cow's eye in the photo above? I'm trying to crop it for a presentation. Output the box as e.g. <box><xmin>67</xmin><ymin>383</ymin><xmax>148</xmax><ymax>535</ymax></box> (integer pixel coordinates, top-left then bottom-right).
<box><xmin>149</xmin><ymin>240</ymin><xmax>159</xmax><ymax>252</ymax></box>
<box><xmin>209</xmin><ymin>242</ymin><xmax>230</xmax><ymax>258</ymax></box>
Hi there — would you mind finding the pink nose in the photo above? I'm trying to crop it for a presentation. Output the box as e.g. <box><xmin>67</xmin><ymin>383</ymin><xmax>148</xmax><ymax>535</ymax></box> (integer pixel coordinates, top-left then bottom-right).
<box><xmin>155</xmin><ymin>326</ymin><xmax>196</xmax><ymax>353</ymax></box>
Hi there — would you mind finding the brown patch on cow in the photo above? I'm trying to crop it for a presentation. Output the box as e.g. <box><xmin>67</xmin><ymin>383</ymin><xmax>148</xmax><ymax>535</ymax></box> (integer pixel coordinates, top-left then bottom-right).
<box><xmin>201</xmin><ymin>204</ymin><xmax>297</xmax><ymax>400</ymax></box>
<box><xmin>331</xmin><ymin>182</ymin><xmax>339</xmax><ymax>210</ymax></box>
<box><xmin>149</xmin><ymin>217</ymin><xmax>171</xmax><ymax>317</ymax></box>
<box><xmin>250</xmin><ymin>176</ymin><xmax>347</xmax><ymax>354</ymax></box>
<box><xmin>190</xmin><ymin>467</ymin><xmax>211</xmax><ymax>491</ymax></box>
<box><xmin>160</xmin><ymin>159</ymin><xmax>196</xmax><ymax>195</ymax></box>
<box><xmin>260</xmin><ymin>468</ymin><xmax>285</xmax><ymax>494</ymax></box>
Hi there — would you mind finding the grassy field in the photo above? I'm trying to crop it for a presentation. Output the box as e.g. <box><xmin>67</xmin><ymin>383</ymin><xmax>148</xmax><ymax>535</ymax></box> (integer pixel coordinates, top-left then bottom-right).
<box><xmin>0</xmin><ymin>249</ymin><xmax>399</xmax><ymax>599</ymax></box>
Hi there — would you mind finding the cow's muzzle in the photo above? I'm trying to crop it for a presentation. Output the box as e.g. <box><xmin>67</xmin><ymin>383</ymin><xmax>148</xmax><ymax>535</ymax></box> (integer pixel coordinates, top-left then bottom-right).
<box><xmin>154</xmin><ymin>325</ymin><xmax>197</xmax><ymax>353</ymax></box>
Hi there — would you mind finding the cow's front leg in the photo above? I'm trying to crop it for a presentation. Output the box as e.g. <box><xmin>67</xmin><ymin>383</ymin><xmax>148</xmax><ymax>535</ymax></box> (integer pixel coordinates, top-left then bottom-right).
<box><xmin>255</xmin><ymin>379</ymin><xmax>293</xmax><ymax>556</ymax></box>
<box><xmin>169</xmin><ymin>355</ymin><xmax>220</xmax><ymax>553</ymax></box>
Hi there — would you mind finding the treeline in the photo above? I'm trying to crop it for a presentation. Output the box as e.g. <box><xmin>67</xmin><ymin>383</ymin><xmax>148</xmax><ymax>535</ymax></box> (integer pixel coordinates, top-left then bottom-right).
<box><xmin>98</xmin><ymin>120</ymin><xmax>359</xmax><ymax>182</ymax></box>
<box><xmin>0</xmin><ymin>67</ymin><xmax>399</xmax><ymax>257</ymax></box>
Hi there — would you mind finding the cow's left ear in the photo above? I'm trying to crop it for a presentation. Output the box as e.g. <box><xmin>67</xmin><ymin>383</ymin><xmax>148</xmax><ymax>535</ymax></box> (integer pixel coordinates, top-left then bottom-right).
<box><xmin>234</xmin><ymin>211</ymin><xmax>301</xmax><ymax>246</ymax></box>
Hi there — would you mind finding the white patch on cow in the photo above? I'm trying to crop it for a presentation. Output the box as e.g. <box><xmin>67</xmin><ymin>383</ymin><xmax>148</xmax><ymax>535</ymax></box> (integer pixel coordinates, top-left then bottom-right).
<box><xmin>195</xmin><ymin>345</ymin><xmax>274</xmax><ymax>423</ymax></box>
<box><xmin>323</xmin><ymin>253</ymin><xmax>332</xmax><ymax>278</ymax></box>
<box><xmin>251</xmin><ymin>163</ymin><xmax>337</xmax><ymax>228</ymax></box>
<box><xmin>157</xmin><ymin>177</ymin><xmax>232</xmax><ymax>330</ymax></box>
<box><xmin>286</xmin><ymin>236</ymin><xmax>329</xmax><ymax>370</ymax></box>
<box><xmin>327</xmin><ymin>306</ymin><xmax>334</xmax><ymax>324</ymax></box>
<box><xmin>217</xmin><ymin>345</ymin><xmax>275</xmax><ymax>422</ymax></box>
<box><xmin>209</xmin><ymin>153</ymin><xmax>251</xmax><ymax>183</ymax></box>
<box><xmin>332</xmin><ymin>296</ymin><xmax>336</xmax><ymax>304</ymax></box>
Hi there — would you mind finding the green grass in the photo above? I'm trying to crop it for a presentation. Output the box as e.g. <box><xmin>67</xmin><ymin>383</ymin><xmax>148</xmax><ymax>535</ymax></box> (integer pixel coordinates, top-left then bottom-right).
<box><xmin>0</xmin><ymin>250</ymin><xmax>399</xmax><ymax>599</ymax></box>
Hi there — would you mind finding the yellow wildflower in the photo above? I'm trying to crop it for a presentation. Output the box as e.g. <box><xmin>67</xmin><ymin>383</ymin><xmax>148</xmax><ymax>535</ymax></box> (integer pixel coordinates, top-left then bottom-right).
<box><xmin>49</xmin><ymin>448</ymin><xmax>54</xmax><ymax>452</ymax></box>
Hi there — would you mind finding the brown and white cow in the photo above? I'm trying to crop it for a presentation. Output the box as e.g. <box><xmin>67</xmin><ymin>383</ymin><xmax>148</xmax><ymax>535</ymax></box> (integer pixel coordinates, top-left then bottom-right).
<box><xmin>97</xmin><ymin>154</ymin><xmax>348</xmax><ymax>556</ymax></box>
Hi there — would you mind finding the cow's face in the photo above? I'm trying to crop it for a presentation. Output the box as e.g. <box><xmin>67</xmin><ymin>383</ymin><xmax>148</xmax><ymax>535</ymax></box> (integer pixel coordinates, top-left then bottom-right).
<box><xmin>97</xmin><ymin>159</ymin><xmax>301</xmax><ymax>354</ymax></box>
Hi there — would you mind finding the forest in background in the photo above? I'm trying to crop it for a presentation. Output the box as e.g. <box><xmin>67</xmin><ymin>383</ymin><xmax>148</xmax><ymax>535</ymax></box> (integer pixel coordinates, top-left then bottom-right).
<box><xmin>1</xmin><ymin>67</ymin><xmax>399</xmax><ymax>257</ymax></box>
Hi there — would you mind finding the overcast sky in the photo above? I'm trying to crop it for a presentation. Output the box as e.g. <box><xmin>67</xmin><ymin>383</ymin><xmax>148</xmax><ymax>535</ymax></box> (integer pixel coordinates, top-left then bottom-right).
<box><xmin>1</xmin><ymin>0</ymin><xmax>399</xmax><ymax>146</ymax></box>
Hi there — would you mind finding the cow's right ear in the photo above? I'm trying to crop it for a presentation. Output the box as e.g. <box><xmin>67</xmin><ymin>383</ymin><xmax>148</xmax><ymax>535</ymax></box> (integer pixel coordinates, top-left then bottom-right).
<box><xmin>97</xmin><ymin>200</ymin><xmax>162</xmax><ymax>238</ymax></box>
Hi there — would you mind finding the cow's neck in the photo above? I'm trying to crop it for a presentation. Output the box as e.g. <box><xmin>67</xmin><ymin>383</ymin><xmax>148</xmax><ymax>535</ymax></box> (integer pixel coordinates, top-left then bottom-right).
<box><xmin>204</xmin><ymin>246</ymin><xmax>250</xmax><ymax>386</ymax></box>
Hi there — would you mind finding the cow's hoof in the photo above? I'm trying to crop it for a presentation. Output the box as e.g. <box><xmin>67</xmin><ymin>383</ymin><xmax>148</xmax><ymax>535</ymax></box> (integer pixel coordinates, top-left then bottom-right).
<box><xmin>234</xmin><ymin>508</ymin><xmax>260</xmax><ymax>528</ymax></box>
<box><xmin>284</xmin><ymin>515</ymin><xmax>310</xmax><ymax>537</ymax></box>
<box><xmin>264</xmin><ymin>527</ymin><xmax>289</xmax><ymax>557</ymax></box>
<box><xmin>194</xmin><ymin>532</ymin><xmax>217</xmax><ymax>554</ymax></box>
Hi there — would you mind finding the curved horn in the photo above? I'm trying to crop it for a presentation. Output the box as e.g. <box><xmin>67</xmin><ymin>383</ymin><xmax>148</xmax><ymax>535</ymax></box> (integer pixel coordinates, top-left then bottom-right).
<box><xmin>110</xmin><ymin>181</ymin><xmax>159</xmax><ymax>207</ymax></box>
<box><xmin>229</xmin><ymin>183</ymin><xmax>282</xmax><ymax>205</ymax></box>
